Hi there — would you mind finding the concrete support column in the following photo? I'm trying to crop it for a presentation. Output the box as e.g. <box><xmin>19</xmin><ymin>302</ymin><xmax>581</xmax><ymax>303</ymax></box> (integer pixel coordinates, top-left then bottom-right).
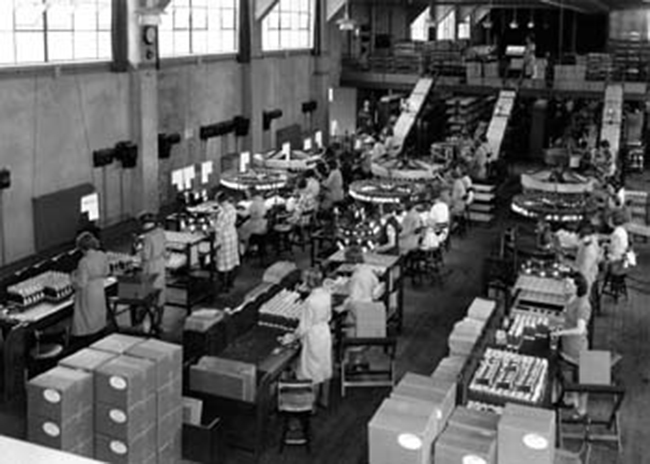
<box><xmin>130</xmin><ymin>69</ymin><xmax>160</xmax><ymax>215</ymax></box>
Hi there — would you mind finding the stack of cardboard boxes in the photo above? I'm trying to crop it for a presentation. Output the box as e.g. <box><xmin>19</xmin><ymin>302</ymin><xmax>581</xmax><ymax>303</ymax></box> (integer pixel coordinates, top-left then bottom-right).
<box><xmin>126</xmin><ymin>339</ymin><xmax>183</xmax><ymax>464</ymax></box>
<box><xmin>27</xmin><ymin>366</ymin><xmax>94</xmax><ymax>458</ymax></box>
<box><xmin>27</xmin><ymin>334</ymin><xmax>183</xmax><ymax>464</ymax></box>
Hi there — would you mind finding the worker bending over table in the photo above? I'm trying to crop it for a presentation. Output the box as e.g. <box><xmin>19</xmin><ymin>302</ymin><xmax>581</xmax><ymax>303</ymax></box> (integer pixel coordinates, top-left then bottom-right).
<box><xmin>283</xmin><ymin>275</ymin><xmax>333</xmax><ymax>408</ymax></box>
<box><xmin>70</xmin><ymin>232</ymin><xmax>110</xmax><ymax>348</ymax></box>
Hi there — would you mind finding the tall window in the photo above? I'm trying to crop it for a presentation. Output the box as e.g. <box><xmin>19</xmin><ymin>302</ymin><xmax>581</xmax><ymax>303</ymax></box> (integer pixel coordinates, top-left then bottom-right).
<box><xmin>436</xmin><ymin>9</ymin><xmax>456</xmax><ymax>41</ymax></box>
<box><xmin>0</xmin><ymin>0</ymin><xmax>112</xmax><ymax>66</ymax></box>
<box><xmin>262</xmin><ymin>0</ymin><xmax>314</xmax><ymax>51</ymax></box>
<box><xmin>159</xmin><ymin>0</ymin><xmax>238</xmax><ymax>57</ymax></box>
<box><xmin>410</xmin><ymin>7</ymin><xmax>431</xmax><ymax>42</ymax></box>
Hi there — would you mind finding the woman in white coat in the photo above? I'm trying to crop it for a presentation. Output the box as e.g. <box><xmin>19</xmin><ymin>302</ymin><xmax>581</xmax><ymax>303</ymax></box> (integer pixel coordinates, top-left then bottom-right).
<box><xmin>139</xmin><ymin>213</ymin><xmax>167</xmax><ymax>307</ymax></box>
<box><xmin>70</xmin><ymin>232</ymin><xmax>110</xmax><ymax>346</ymax></box>
<box><xmin>295</xmin><ymin>285</ymin><xmax>332</xmax><ymax>407</ymax></box>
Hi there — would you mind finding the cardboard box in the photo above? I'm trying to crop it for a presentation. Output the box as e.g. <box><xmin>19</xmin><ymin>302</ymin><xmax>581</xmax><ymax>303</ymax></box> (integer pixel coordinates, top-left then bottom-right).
<box><xmin>71</xmin><ymin>438</ymin><xmax>94</xmax><ymax>459</ymax></box>
<box><xmin>157</xmin><ymin>406</ymin><xmax>183</xmax><ymax>449</ymax></box>
<box><xmin>126</xmin><ymin>338</ymin><xmax>183</xmax><ymax>388</ymax></box>
<box><xmin>368</xmin><ymin>397</ymin><xmax>437</xmax><ymax>464</ymax></box>
<box><xmin>58</xmin><ymin>348</ymin><xmax>117</xmax><ymax>373</ymax></box>
<box><xmin>95</xmin><ymin>394</ymin><xmax>156</xmax><ymax>440</ymax></box>
<box><xmin>391</xmin><ymin>373</ymin><xmax>456</xmax><ymax>435</ymax></box>
<box><xmin>467</xmin><ymin>298</ymin><xmax>496</xmax><ymax>322</ymax></box>
<box><xmin>189</xmin><ymin>357</ymin><xmax>256</xmax><ymax>403</ymax></box>
<box><xmin>498</xmin><ymin>403</ymin><xmax>555</xmax><ymax>464</ymax></box>
<box><xmin>95</xmin><ymin>355</ymin><xmax>156</xmax><ymax>408</ymax></box>
<box><xmin>91</xmin><ymin>334</ymin><xmax>145</xmax><ymax>355</ymax></box>
<box><xmin>434</xmin><ymin>423</ymin><xmax>497</xmax><ymax>464</ymax></box>
<box><xmin>157</xmin><ymin>378</ymin><xmax>182</xmax><ymax>419</ymax></box>
<box><xmin>28</xmin><ymin>407</ymin><xmax>93</xmax><ymax>452</ymax></box>
<box><xmin>352</xmin><ymin>301</ymin><xmax>386</xmax><ymax>338</ymax></box>
<box><xmin>431</xmin><ymin>356</ymin><xmax>467</xmax><ymax>383</ymax></box>
<box><xmin>158</xmin><ymin>433</ymin><xmax>182</xmax><ymax>464</ymax></box>
<box><xmin>27</xmin><ymin>366</ymin><xmax>93</xmax><ymax>422</ymax></box>
<box><xmin>448</xmin><ymin>406</ymin><xmax>499</xmax><ymax>436</ymax></box>
<box><xmin>95</xmin><ymin>424</ymin><xmax>157</xmax><ymax>464</ymax></box>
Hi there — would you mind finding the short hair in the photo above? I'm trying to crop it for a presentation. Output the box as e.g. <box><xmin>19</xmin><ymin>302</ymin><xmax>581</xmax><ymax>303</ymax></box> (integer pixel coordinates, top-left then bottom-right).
<box><xmin>568</xmin><ymin>271</ymin><xmax>589</xmax><ymax>298</ymax></box>
<box><xmin>611</xmin><ymin>209</ymin><xmax>628</xmax><ymax>226</ymax></box>
<box><xmin>305</xmin><ymin>169</ymin><xmax>315</xmax><ymax>178</ymax></box>
<box><xmin>76</xmin><ymin>231</ymin><xmax>99</xmax><ymax>252</ymax></box>
<box><xmin>297</xmin><ymin>178</ymin><xmax>308</xmax><ymax>190</ymax></box>
<box><xmin>327</xmin><ymin>159</ymin><xmax>338</xmax><ymax>170</ymax></box>
<box><xmin>577</xmin><ymin>222</ymin><xmax>595</xmax><ymax>238</ymax></box>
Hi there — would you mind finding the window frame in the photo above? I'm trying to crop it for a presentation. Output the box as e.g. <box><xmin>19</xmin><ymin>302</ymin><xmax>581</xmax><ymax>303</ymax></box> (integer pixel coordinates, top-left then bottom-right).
<box><xmin>158</xmin><ymin>0</ymin><xmax>239</xmax><ymax>59</ymax></box>
<box><xmin>261</xmin><ymin>0</ymin><xmax>315</xmax><ymax>53</ymax></box>
<box><xmin>0</xmin><ymin>0</ymin><xmax>113</xmax><ymax>69</ymax></box>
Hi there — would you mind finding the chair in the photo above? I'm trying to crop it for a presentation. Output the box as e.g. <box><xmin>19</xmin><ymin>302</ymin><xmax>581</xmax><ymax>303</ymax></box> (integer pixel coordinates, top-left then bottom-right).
<box><xmin>273</xmin><ymin>222</ymin><xmax>294</xmax><ymax>257</ymax></box>
<box><xmin>340</xmin><ymin>337</ymin><xmax>397</xmax><ymax>397</ymax></box>
<box><xmin>28</xmin><ymin>328</ymin><xmax>67</xmax><ymax>377</ymax></box>
<box><xmin>248</xmin><ymin>232</ymin><xmax>269</xmax><ymax>267</ymax></box>
<box><xmin>408</xmin><ymin>248</ymin><xmax>445</xmax><ymax>286</ymax></box>
<box><xmin>601</xmin><ymin>266</ymin><xmax>628</xmax><ymax>304</ymax></box>
<box><xmin>556</xmin><ymin>352</ymin><xmax>625</xmax><ymax>461</ymax></box>
<box><xmin>277</xmin><ymin>380</ymin><xmax>316</xmax><ymax>452</ymax></box>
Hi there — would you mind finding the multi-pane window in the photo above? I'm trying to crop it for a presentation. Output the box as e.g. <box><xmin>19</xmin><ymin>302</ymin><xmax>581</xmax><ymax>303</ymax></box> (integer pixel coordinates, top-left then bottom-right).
<box><xmin>436</xmin><ymin>9</ymin><xmax>456</xmax><ymax>41</ymax></box>
<box><xmin>410</xmin><ymin>7</ymin><xmax>431</xmax><ymax>42</ymax></box>
<box><xmin>0</xmin><ymin>0</ymin><xmax>112</xmax><ymax>66</ymax></box>
<box><xmin>159</xmin><ymin>0</ymin><xmax>238</xmax><ymax>57</ymax></box>
<box><xmin>261</xmin><ymin>0</ymin><xmax>313</xmax><ymax>51</ymax></box>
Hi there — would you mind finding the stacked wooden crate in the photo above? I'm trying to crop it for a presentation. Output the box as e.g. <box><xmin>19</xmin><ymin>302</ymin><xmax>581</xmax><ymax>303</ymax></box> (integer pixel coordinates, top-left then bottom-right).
<box><xmin>424</xmin><ymin>41</ymin><xmax>465</xmax><ymax>77</ymax></box>
<box><xmin>553</xmin><ymin>65</ymin><xmax>587</xmax><ymax>91</ymax></box>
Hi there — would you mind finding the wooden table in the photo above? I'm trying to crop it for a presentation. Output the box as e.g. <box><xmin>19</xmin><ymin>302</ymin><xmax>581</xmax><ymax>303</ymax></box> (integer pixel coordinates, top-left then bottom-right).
<box><xmin>0</xmin><ymin>278</ymin><xmax>116</xmax><ymax>401</ymax></box>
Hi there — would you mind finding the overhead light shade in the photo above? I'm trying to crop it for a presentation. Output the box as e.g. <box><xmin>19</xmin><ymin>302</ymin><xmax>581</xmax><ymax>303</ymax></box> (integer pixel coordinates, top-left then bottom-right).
<box><xmin>510</xmin><ymin>20</ymin><xmax>519</xmax><ymax>29</ymax></box>
<box><xmin>528</xmin><ymin>21</ymin><xmax>534</xmax><ymax>29</ymax></box>
<box><xmin>483</xmin><ymin>19</ymin><xmax>493</xmax><ymax>29</ymax></box>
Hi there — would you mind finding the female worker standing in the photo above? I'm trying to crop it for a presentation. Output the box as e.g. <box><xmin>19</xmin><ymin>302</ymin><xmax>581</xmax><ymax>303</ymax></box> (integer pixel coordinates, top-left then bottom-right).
<box><xmin>139</xmin><ymin>213</ymin><xmax>167</xmax><ymax>307</ymax></box>
<box><xmin>294</xmin><ymin>284</ymin><xmax>333</xmax><ymax>407</ymax></box>
<box><xmin>70</xmin><ymin>232</ymin><xmax>110</xmax><ymax>346</ymax></box>
<box><xmin>214</xmin><ymin>192</ymin><xmax>240</xmax><ymax>292</ymax></box>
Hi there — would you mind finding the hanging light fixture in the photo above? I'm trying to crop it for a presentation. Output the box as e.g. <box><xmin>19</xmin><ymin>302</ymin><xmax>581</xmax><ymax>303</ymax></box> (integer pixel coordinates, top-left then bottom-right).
<box><xmin>483</xmin><ymin>0</ymin><xmax>493</xmax><ymax>29</ymax></box>
<box><xmin>425</xmin><ymin>1</ymin><xmax>436</xmax><ymax>29</ymax></box>
<box><xmin>527</xmin><ymin>9</ymin><xmax>535</xmax><ymax>29</ymax></box>
<box><xmin>510</xmin><ymin>7</ymin><xmax>519</xmax><ymax>29</ymax></box>
<box><xmin>337</xmin><ymin>0</ymin><xmax>357</xmax><ymax>31</ymax></box>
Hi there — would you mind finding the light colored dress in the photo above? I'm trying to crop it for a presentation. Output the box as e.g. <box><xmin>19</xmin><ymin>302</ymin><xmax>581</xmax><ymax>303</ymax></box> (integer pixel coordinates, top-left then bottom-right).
<box><xmin>140</xmin><ymin>227</ymin><xmax>167</xmax><ymax>306</ymax></box>
<box><xmin>321</xmin><ymin>169</ymin><xmax>344</xmax><ymax>209</ymax></box>
<box><xmin>71</xmin><ymin>249</ymin><xmax>109</xmax><ymax>336</ymax></box>
<box><xmin>214</xmin><ymin>202</ymin><xmax>240</xmax><ymax>272</ymax></box>
<box><xmin>400</xmin><ymin>209</ymin><xmax>423</xmax><ymax>252</ymax></box>
<box><xmin>297</xmin><ymin>287</ymin><xmax>333</xmax><ymax>384</ymax></box>
<box><xmin>238</xmin><ymin>195</ymin><xmax>268</xmax><ymax>243</ymax></box>
<box><xmin>561</xmin><ymin>296</ymin><xmax>592</xmax><ymax>363</ymax></box>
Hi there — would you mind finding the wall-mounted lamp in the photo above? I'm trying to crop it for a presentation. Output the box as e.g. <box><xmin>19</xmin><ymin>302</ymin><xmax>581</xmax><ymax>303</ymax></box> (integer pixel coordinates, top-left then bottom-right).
<box><xmin>302</xmin><ymin>100</ymin><xmax>318</xmax><ymax>114</ymax></box>
<box><xmin>199</xmin><ymin>120</ymin><xmax>236</xmax><ymax>140</ymax></box>
<box><xmin>233</xmin><ymin>116</ymin><xmax>251</xmax><ymax>137</ymax></box>
<box><xmin>114</xmin><ymin>141</ymin><xmax>138</xmax><ymax>169</ymax></box>
<box><xmin>263</xmin><ymin>109</ymin><xmax>283</xmax><ymax>131</ymax></box>
<box><xmin>0</xmin><ymin>168</ymin><xmax>10</xmax><ymax>190</ymax></box>
<box><xmin>158</xmin><ymin>132</ymin><xmax>181</xmax><ymax>159</ymax></box>
<box><xmin>92</xmin><ymin>148</ymin><xmax>115</xmax><ymax>168</ymax></box>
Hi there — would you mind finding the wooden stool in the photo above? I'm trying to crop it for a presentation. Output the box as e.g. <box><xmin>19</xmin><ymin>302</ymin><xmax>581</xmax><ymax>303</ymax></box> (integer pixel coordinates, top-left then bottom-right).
<box><xmin>278</xmin><ymin>380</ymin><xmax>315</xmax><ymax>453</ymax></box>
<box><xmin>248</xmin><ymin>232</ymin><xmax>268</xmax><ymax>266</ymax></box>
<box><xmin>273</xmin><ymin>223</ymin><xmax>294</xmax><ymax>256</ymax></box>
<box><xmin>602</xmin><ymin>271</ymin><xmax>628</xmax><ymax>304</ymax></box>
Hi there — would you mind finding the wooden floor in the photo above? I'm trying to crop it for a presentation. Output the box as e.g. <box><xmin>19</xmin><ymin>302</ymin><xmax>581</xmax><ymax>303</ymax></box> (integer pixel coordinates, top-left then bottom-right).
<box><xmin>0</xmin><ymin>176</ymin><xmax>649</xmax><ymax>464</ymax></box>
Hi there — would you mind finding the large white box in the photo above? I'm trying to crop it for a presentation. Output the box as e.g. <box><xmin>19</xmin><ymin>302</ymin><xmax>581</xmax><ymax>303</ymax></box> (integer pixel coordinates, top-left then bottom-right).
<box><xmin>434</xmin><ymin>423</ymin><xmax>496</xmax><ymax>464</ymax></box>
<box><xmin>368</xmin><ymin>397</ymin><xmax>437</xmax><ymax>464</ymax></box>
<box><xmin>498</xmin><ymin>403</ymin><xmax>555</xmax><ymax>464</ymax></box>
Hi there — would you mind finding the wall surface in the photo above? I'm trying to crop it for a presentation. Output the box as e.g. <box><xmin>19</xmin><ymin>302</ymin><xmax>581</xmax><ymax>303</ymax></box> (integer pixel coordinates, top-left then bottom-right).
<box><xmin>0</xmin><ymin>71</ymin><xmax>131</xmax><ymax>263</ymax></box>
<box><xmin>157</xmin><ymin>59</ymin><xmax>243</xmax><ymax>204</ymax></box>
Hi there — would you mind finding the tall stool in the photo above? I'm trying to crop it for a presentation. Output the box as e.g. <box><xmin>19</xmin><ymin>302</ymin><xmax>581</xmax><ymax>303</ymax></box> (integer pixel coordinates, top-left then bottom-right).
<box><xmin>602</xmin><ymin>267</ymin><xmax>628</xmax><ymax>304</ymax></box>
<box><xmin>278</xmin><ymin>380</ymin><xmax>315</xmax><ymax>453</ymax></box>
